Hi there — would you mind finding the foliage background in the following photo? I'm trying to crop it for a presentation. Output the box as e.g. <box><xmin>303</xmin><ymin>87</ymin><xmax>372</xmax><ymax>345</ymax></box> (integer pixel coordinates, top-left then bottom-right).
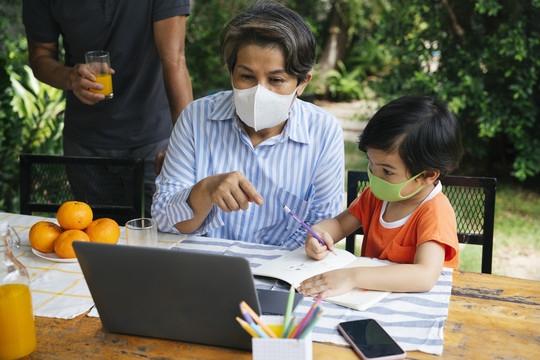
<box><xmin>1</xmin><ymin>1</ymin><xmax>63</xmax><ymax>212</ymax></box>
<box><xmin>1</xmin><ymin>0</ymin><xmax>539</xmax><ymax>214</ymax></box>
<box><xmin>371</xmin><ymin>0</ymin><xmax>540</xmax><ymax>184</ymax></box>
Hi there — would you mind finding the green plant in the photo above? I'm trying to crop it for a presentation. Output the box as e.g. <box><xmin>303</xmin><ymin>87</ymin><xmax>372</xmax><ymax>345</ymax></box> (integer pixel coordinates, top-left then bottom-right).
<box><xmin>186</xmin><ymin>0</ymin><xmax>253</xmax><ymax>98</ymax></box>
<box><xmin>185</xmin><ymin>0</ymin><xmax>333</xmax><ymax>99</ymax></box>
<box><xmin>10</xmin><ymin>65</ymin><xmax>65</xmax><ymax>152</ymax></box>
<box><xmin>0</xmin><ymin>65</ymin><xmax>65</xmax><ymax>212</ymax></box>
<box><xmin>372</xmin><ymin>0</ymin><xmax>540</xmax><ymax>182</ymax></box>
<box><xmin>324</xmin><ymin>61</ymin><xmax>372</xmax><ymax>101</ymax></box>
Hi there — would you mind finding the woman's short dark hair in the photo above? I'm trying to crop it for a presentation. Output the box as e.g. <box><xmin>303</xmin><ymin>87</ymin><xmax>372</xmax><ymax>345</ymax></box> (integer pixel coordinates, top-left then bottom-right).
<box><xmin>358</xmin><ymin>95</ymin><xmax>463</xmax><ymax>178</ymax></box>
<box><xmin>220</xmin><ymin>1</ymin><xmax>316</xmax><ymax>84</ymax></box>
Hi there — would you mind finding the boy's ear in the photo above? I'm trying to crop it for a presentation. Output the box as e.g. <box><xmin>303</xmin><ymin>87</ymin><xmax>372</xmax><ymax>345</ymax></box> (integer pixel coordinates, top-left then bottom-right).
<box><xmin>422</xmin><ymin>170</ymin><xmax>440</xmax><ymax>185</ymax></box>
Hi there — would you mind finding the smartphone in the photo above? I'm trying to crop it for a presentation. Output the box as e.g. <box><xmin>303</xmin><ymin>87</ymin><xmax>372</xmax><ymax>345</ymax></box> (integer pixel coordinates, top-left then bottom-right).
<box><xmin>338</xmin><ymin>319</ymin><xmax>406</xmax><ymax>360</ymax></box>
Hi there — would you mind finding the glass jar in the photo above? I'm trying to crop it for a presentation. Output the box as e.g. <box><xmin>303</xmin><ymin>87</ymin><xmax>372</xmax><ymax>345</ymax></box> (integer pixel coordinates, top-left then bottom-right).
<box><xmin>0</xmin><ymin>221</ymin><xmax>36</xmax><ymax>359</ymax></box>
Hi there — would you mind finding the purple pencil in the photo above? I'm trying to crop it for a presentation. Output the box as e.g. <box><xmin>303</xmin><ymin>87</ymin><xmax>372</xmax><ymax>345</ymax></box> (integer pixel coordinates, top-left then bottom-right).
<box><xmin>283</xmin><ymin>205</ymin><xmax>336</xmax><ymax>255</ymax></box>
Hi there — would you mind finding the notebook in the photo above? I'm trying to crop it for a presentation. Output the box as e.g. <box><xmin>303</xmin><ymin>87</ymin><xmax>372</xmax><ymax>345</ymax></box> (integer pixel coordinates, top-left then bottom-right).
<box><xmin>73</xmin><ymin>241</ymin><xmax>301</xmax><ymax>350</ymax></box>
<box><xmin>253</xmin><ymin>247</ymin><xmax>391</xmax><ymax>311</ymax></box>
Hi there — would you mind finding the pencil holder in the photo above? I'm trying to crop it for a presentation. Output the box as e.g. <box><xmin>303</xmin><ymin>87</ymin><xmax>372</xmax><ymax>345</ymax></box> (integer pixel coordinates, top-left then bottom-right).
<box><xmin>252</xmin><ymin>317</ymin><xmax>313</xmax><ymax>360</ymax></box>
<box><xmin>252</xmin><ymin>332</ymin><xmax>312</xmax><ymax>360</ymax></box>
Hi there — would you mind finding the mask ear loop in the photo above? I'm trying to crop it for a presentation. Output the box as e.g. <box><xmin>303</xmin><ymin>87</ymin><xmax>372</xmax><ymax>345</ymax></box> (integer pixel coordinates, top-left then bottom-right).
<box><xmin>398</xmin><ymin>171</ymin><xmax>426</xmax><ymax>199</ymax></box>
<box><xmin>409</xmin><ymin>171</ymin><xmax>426</xmax><ymax>182</ymax></box>
<box><xmin>287</xmin><ymin>86</ymin><xmax>300</xmax><ymax>110</ymax></box>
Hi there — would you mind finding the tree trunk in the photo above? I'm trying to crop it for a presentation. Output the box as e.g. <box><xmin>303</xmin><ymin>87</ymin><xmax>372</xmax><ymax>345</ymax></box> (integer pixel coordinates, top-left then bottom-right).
<box><xmin>317</xmin><ymin>5</ymin><xmax>349</xmax><ymax>73</ymax></box>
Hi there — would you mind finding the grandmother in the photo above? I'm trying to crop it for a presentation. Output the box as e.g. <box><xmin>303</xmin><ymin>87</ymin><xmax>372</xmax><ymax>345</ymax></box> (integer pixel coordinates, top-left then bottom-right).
<box><xmin>152</xmin><ymin>1</ymin><xmax>344</xmax><ymax>248</ymax></box>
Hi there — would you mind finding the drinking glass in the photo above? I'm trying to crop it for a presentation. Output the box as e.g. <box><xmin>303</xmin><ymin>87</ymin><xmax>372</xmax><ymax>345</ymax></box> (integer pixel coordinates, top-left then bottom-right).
<box><xmin>84</xmin><ymin>50</ymin><xmax>113</xmax><ymax>99</ymax></box>
<box><xmin>125</xmin><ymin>218</ymin><xmax>158</xmax><ymax>247</ymax></box>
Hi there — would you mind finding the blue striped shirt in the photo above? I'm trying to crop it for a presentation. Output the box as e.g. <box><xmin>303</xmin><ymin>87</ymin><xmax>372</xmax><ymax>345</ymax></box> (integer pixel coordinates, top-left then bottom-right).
<box><xmin>152</xmin><ymin>90</ymin><xmax>344</xmax><ymax>248</ymax></box>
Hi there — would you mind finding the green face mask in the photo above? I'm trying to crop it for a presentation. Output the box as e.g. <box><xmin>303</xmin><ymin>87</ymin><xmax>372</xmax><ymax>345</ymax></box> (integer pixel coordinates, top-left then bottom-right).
<box><xmin>367</xmin><ymin>166</ymin><xmax>425</xmax><ymax>202</ymax></box>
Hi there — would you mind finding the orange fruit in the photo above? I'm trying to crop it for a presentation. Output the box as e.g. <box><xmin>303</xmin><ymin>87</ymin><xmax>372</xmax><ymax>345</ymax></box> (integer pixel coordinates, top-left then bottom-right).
<box><xmin>56</xmin><ymin>201</ymin><xmax>93</xmax><ymax>230</ymax></box>
<box><xmin>54</xmin><ymin>229</ymin><xmax>90</xmax><ymax>259</ymax></box>
<box><xmin>29</xmin><ymin>221</ymin><xmax>63</xmax><ymax>253</ymax></box>
<box><xmin>84</xmin><ymin>218</ymin><xmax>120</xmax><ymax>244</ymax></box>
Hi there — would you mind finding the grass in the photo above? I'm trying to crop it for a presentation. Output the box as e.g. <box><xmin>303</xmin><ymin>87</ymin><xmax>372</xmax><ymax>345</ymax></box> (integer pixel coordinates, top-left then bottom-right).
<box><xmin>459</xmin><ymin>184</ymin><xmax>540</xmax><ymax>273</ymax></box>
<box><xmin>343</xmin><ymin>141</ymin><xmax>540</xmax><ymax>273</ymax></box>
<box><xmin>494</xmin><ymin>183</ymin><xmax>540</xmax><ymax>248</ymax></box>
<box><xmin>344</xmin><ymin>141</ymin><xmax>368</xmax><ymax>173</ymax></box>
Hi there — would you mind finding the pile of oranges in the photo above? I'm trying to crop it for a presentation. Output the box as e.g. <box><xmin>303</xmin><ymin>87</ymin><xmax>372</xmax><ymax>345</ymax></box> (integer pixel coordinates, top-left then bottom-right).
<box><xmin>29</xmin><ymin>201</ymin><xmax>120</xmax><ymax>259</ymax></box>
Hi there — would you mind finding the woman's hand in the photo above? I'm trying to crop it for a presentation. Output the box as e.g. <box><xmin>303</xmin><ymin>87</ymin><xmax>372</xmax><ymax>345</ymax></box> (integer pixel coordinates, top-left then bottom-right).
<box><xmin>203</xmin><ymin>171</ymin><xmax>263</xmax><ymax>212</ymax></box>
<box><xmin>177</xmin><ymin>171</ymin><xmax>263</xmax><ymax>234</ymax></box>
<box><xmin>298</xmin><ymin>268</ymin><xmax>358</xmax><ymax>298</ymax></box>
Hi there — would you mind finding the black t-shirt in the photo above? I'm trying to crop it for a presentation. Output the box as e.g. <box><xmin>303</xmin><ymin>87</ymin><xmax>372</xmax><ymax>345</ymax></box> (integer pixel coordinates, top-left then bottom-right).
<box><xmin>22</xmin><ymin>0</ymin><xmax>191</xmax><ymax>148</ymax></box>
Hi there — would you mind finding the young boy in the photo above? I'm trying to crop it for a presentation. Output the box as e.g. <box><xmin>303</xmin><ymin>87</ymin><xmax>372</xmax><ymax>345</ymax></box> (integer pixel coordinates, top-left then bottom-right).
<box><xmin>298</xmin><ymin>95</ymin><xmax>463</xmax><ymax>297</ymax></box>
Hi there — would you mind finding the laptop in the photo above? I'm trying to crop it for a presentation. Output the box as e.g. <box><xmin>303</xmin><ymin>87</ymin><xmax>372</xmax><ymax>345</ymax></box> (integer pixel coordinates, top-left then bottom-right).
<box><xmin>73</xmin><ymin>241</ymin><xmax>302</xmax><ymax>350</ymax></box>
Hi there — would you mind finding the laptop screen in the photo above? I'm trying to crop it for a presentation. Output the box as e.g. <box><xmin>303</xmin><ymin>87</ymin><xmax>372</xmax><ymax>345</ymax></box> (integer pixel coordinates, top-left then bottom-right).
<box><xmin>74</xmin><ymin>241</ymin><xmax>263</xmax><ymax>350</ymax></box>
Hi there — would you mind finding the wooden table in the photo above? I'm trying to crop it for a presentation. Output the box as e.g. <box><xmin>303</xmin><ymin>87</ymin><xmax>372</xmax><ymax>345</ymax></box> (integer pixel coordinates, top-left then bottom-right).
<box><xmin>22</xmin><ymin>270</ymin><xmax>539</xmax><ymax>359</ymax></box>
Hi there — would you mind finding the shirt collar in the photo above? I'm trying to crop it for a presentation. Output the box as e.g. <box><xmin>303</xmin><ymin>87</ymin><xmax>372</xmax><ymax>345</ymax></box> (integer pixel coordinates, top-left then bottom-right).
<box><xmin>209</xmin><ymin>91</ymin><xmax>310</xmax><ymax>145</ymax></box>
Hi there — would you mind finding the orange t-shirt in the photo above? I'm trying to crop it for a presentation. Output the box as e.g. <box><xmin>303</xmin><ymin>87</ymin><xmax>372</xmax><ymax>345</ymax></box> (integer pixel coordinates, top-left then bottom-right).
<box><xmin>348</xmin><ymin>186</ymin><xmax>459</xmax><ymax>268</ymax></box>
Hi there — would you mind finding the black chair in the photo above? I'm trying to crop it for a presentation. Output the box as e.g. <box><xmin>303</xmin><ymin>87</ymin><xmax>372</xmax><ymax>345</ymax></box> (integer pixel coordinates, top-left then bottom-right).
<box><xmin>19</xmin><ymin>154</ymin><xmax>145</xmax><ymax>224</ymax></box>
<box><xmin>345</xmin><ymin>171</ymin><xmax>497</xmax><ymax>274</ymax></box>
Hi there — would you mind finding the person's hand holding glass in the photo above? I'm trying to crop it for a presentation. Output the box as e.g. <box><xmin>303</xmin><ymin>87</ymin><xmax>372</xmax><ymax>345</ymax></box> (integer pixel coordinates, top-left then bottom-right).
<box><xmin>84</xmin><ymin>50</ymin><xmax>114</xmax><ymax>99</ymax></box>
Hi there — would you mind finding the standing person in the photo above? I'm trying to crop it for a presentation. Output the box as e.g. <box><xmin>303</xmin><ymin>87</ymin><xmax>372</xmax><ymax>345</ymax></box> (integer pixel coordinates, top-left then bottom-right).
<box><xmin>298</xmin><ymin>95</ymin><xmax>463</xmax><ymax>296</ymax></box>
<box><xmin>152</xmin><ymin>1</ymin><xmax>345</xmax><ymax>248</ymax></box>
<box><xmin>22</xmin><ymin>0</ymin><xmax>193</xmax><ymax>218</ymax></box>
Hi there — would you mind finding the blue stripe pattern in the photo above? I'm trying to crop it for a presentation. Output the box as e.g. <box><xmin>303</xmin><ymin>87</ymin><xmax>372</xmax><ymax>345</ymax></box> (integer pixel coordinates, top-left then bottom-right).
<box><xmin>172</xmin><ymin>236</ymin><xmax>452</xmax><ymax>355</ymax></box>
<box><xmin>152</xmin><ymin>90</ymin><xmax>344</xmax><ymax>248</ymax></box>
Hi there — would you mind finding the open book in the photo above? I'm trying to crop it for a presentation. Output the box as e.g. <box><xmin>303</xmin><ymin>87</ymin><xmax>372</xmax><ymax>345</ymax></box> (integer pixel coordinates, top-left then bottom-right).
<box><xmin>252</xmin><ymin>247</ymin><xmax>391</xmax><ymax>311</ymax></box>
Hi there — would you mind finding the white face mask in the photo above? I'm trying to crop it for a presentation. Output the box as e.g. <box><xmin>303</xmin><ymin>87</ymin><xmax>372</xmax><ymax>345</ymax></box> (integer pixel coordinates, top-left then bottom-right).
<box><xmin>233</xmin><ymin>84</ymin><xmax>297</xmax><ymax>131</ymax></box>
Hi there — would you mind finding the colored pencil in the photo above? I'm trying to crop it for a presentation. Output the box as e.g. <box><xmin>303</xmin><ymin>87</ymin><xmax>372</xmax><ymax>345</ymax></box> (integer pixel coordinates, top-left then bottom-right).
<box><xmin>235</xmin><ymin>316</ymin><xmax>260</xmax><ymax>338</ymax></box>
<box><xmin>282</xmin><ymin>284</ymin><xmax>295</xmax><ymax>338</ymax></box>
<box><xmin>283</xmin><ymin>205</ymin><xmax>336</xmax><ymax>255</ymax></box>
<box><xmin>289</xmin><ymin>295</ymin><xmax>323</xmax><ymax>339</ymax></box>
<box><xmin>238</xmin><ymin>307</ymin><xmax>269</xmax><ymax>339</ymax></box>
<box><xmin>291</xmin><ymin>305</ymin><xmax>321</xmax><ymax>339</ymax></box>
<box><xmin>297</xmin><ymin>311</ymin><xmax>322</xmax><ymax>339</ymax></box>
<box><xmin>282</xmin><ymin>316</ymin><xmax>296</xmax><ymax>339</ymax></box>
<box><xmin>240</xmin><ymin>301</ymin><xmax>278</xmax><ymax>338</ymax></box>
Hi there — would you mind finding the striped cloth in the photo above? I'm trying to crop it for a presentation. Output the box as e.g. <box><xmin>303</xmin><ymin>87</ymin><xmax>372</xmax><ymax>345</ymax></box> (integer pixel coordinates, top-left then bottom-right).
<box><xmin>2</xmin><ymin>212</ymin><xmax>451</xmax><ymax>354</ymax></box>
<box><xmin>152</xmin><ymin>90</ymin><xmax>345</xmax><ymax>249</ymax></box>
<box><xmin>172</xmin><ymin>236</ymin><xmax>452</xmax><ymax>355</ymax></box>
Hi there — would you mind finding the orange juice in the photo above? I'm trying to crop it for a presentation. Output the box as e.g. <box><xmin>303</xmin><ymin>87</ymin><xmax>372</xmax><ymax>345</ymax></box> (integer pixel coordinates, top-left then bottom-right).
<box><xmin>0</xmin><ymin>284</ymin><xmax>36</xmax><ymax>359</ymax></box>
<box><xmin>92</xmin><ymin>73</ymin><xmax>113</xmax><ymax>99</ymax></box>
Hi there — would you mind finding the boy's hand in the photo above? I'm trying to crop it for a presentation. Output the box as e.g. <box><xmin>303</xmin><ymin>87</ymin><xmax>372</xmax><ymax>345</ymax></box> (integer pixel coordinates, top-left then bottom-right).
<box><xmin>305</xmin><ymin>230</ymin><xmax>334</xmax><ymax>260</ymax></box>
<box><xmin>298</xmin><ymin>268</ymin><xmax>357</xmax><ymax>298</ymax></box>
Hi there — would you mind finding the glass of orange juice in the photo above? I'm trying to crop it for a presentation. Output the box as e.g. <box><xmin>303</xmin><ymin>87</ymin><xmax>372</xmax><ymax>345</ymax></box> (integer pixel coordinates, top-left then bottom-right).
<box><xmin>0</xmin><ymin>284</ymin><xmax>37</xmax><ymax>359</ymax></box>
<box><xmin>84</xmin><ymin>50</ymin><xmax>113</xmax><ymax>99</ymax></box>
<box><xmin>1</xmin><ymin>222</ymin><xmax>36</xmax><ymax>359</ymax></box>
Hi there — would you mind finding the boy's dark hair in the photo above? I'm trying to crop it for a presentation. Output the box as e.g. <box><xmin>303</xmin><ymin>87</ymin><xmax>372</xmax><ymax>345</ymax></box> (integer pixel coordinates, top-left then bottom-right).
<box><xmin>220</xmin><ymin>1</ymin><xmax>316</xmax><ymax>85</ymax></box>
<box><xmin>358</xmin><ymin>95</ymin><xmax>463</xmax><ymax>178</ymax></box>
